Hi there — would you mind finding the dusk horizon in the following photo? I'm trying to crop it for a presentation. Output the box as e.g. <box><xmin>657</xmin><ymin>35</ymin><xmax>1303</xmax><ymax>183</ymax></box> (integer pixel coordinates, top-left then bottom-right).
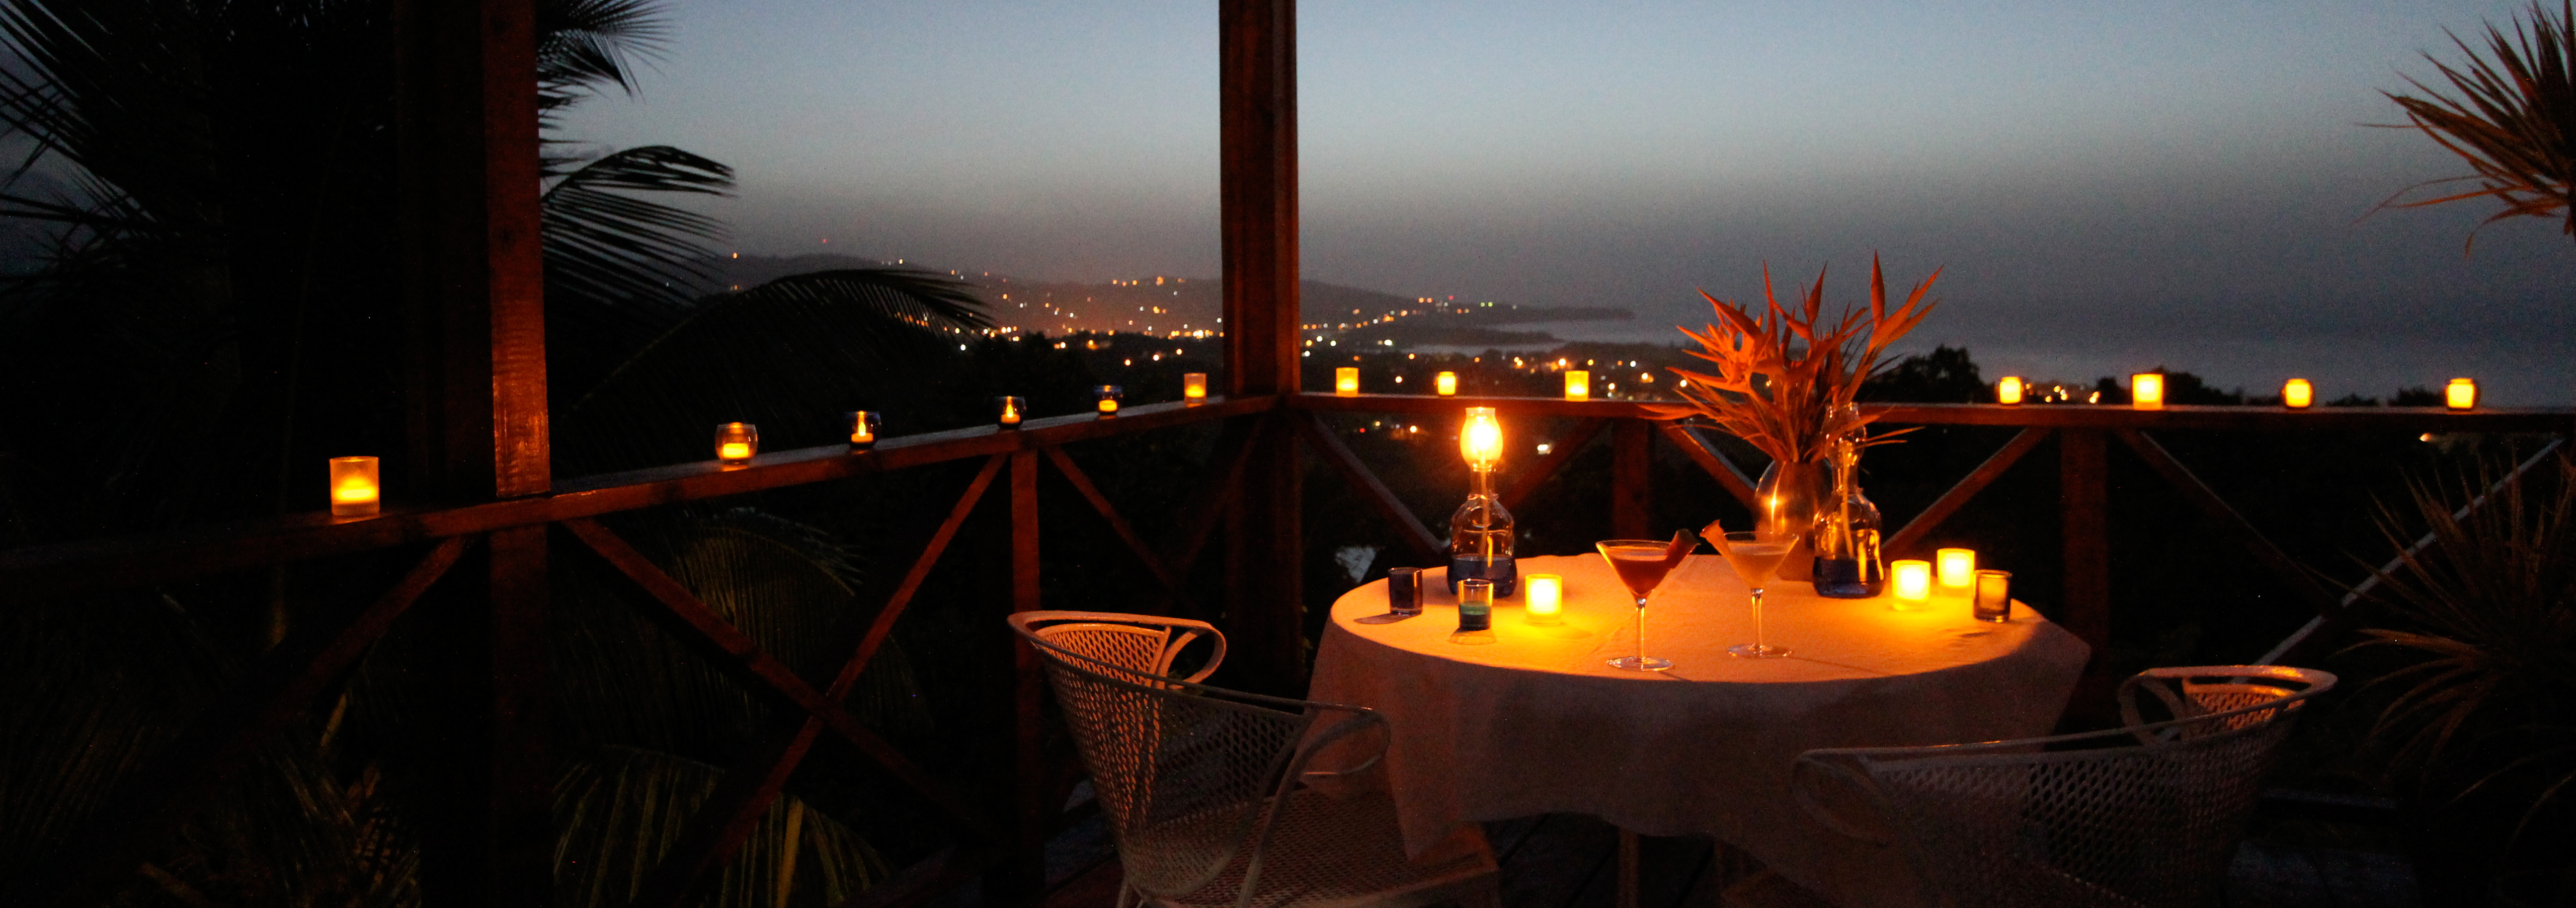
<box><xmin>561</xmin><ymin>0</ymin><xmax>2576</xmax><ymax>404</ymax></box>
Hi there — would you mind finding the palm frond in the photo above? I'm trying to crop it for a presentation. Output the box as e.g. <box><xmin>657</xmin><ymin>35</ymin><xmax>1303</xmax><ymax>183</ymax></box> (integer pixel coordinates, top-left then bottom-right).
<box><xmin>2348</xmin><ymin>452</ymin><xmax>2576</xmax><ymax>845</ymax></box>
<box><xmin>536</xmin><ymin>0</ymin><xmax>671</xmax><ymax>116</ymax></box>
<box><xmin>2377</xmin><ymin>0</ymin><xmax>2576</xmax><ymax>245</ymax></box>
<box><xmin>556</xmin><ymin>746</ymin><xmax>885</xmax><ymax>908</ymax></box>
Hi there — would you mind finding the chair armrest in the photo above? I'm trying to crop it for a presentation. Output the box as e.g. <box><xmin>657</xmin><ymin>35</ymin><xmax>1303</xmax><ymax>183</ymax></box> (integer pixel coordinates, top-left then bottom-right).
<box><xmin>1283</xmin><ymin>704</ymin><xmax>1389</xmax><ymax>783</ymax></box>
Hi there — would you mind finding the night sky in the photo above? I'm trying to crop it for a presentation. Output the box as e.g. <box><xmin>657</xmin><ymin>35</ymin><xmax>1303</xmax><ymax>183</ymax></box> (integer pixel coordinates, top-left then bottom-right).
<box><xmin>558</xmin><ymin>0</ymin><xmax>2576</xmax><ymax>403</ymax></box>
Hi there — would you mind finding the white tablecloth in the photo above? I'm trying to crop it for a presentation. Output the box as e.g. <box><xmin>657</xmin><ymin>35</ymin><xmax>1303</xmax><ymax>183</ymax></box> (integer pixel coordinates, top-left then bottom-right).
<box><xmin>1308</xmin><ymin>553</ymin><xmax>2090</xmax><ymax>908</ymax></box>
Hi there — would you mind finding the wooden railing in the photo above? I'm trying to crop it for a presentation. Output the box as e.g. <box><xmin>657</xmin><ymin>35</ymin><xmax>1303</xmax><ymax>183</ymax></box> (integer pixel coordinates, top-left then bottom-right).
<box><xmin>4</xmin><ymin>392</ymin><xmax>2567</xmax><ymax>908</ymax></box>
<box><xmin>0</xmin><ymin>396</ymin><xmax>1284</xmax><ymax>908</ymax></box>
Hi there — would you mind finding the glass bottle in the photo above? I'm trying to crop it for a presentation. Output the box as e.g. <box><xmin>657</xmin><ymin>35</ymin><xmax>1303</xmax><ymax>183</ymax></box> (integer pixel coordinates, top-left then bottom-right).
<box><xmin>1811</xmin><ymin>436</ymin><xmax>1886</xmax><ymax>598</ymax></box>
<box><xmin>1448</xmin><ymin>466</ymin><xmax>1518</xmax><ymax>597</ymax></box>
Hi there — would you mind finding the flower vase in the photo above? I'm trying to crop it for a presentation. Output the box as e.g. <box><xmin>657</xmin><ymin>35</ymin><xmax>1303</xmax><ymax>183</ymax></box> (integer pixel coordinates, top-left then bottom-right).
<box><xmin>1754</xmin><ymin>459</ymin><xmax>1829</xmax><ymax>583</ymax></box>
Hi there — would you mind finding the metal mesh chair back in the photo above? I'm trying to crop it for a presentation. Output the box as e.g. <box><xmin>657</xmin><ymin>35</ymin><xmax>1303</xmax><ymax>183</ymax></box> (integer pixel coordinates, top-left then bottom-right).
<box><xmin>1025</xmin><ymin>611</ymin><xmax>1226</xmax><ymax>684</ymax></box>
<box><xmin>1009</xmin><ymin>611</ymin><xmax>1496</xmax><ymax>908</ymax></box>
<box><xmin>1796</xmin><ymin>666</ymin><xmax>2335</xmax><ymax>908</ymax></box>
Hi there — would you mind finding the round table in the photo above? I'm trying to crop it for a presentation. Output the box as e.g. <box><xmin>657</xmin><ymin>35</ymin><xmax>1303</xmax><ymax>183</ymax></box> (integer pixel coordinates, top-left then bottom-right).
<box><xmin>1308</xmin><ymin>553</ymin><xmax>2090</xmax><ymax>908</ymax></box>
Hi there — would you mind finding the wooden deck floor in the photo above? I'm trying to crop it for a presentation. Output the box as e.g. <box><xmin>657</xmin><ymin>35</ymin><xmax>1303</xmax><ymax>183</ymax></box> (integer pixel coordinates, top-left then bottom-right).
<box><xmin>1030</xmin><ymin>811</ymin><xmax>2423</xmax><ymax>908</ymax></box>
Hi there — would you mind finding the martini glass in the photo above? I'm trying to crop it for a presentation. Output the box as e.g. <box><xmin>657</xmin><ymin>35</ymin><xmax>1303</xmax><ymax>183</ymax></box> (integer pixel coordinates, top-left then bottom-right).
<box><xmin>1596</xmin><ymin>540</ymin><xmax>1685</xmax><ymax>671</ymax></box>
<box><xmin>1720</xmin><ymin>530</ymin><xmax>1798</xmax><ymax>658</ymax></box>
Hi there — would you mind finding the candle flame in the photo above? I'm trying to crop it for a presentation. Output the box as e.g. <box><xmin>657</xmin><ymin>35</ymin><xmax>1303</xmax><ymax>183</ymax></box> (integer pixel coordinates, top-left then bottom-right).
<box><xmin>1460</xmin><ymin>407</ymin><xmax>1503</xmax><ymax>468</ymax></box>
<box><xmin>719</xmin><ymin>442</ymin><xmax>751</xmax><ymax>461</ymax></box>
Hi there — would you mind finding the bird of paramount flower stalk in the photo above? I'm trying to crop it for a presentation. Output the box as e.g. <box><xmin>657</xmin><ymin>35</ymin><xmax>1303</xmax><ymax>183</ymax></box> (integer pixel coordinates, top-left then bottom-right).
<box><xmin>1650</xmin><ymin>254</ymin><xmax>1941</xmax><ymax>583</ymax></box>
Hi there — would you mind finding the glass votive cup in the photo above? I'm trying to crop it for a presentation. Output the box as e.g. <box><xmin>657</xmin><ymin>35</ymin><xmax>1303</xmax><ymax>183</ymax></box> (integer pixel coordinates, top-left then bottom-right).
<box><xmin>1335</xmin><ymin>367</ymin><xmax>1360</xmax><ymax>396</ymax></box>
<box><xmin>1435</xmin><ymin>371</ymin><xmax>1458</xmax><ymax>396</ymax></box>
<box><xmin>1564</xmin><ymin>370</ymin><xmax>1590</xmax><ymax>400</ymax></box>
<box><xmin>1890</xmin><ymin>559</ymin><xmax>1932</xmax><ymax>609</ymax></box>
<box><xmin>844</xmin><ymin>410</ymin><xmax>882</xmax><ymax>449</ymax></box>
<box><xmin>328</xmin><ymin>455</ymin><xmax>381</xmax><ymax>518</ymax></box>
<box><xmin>1183</xmin><ymin>372</ymin><xmax>1208</xmax><ymax>403</ymax></box>
<box><xmin>1387</xmin><ymin>567</ymin><xmax>1424</xmax><ymax>616</ymax></box>
<box><xmin>1524</xmin><ymin>573</ymin><xmax>1563</xmax><ymax>626</ymax></box>
<box><xmin>1973</xmin><ymin>570</ymin><xmax>2013</xmax><ymax>622</ymax></box>
<box><xmin>2446</xmin><ymin>378</ymin><xmax>2477</xmax><ymax>410</ymax></box>
<box><xmin>995</xmin><ymin>396</ymin><xmax>1025</xmax><ymax>428</ymax></box>
<box><xmin>1936</xmin><ymin>548</ymin><xmax>1976</xmax><ymax>590</ymax></box>
<box><xmin>1095</xmin><ymin>384</ymin><xmax>1123</xmax><ymax>416</ymax></box>
<box><xmin>714</xmin><ymin>423</ymin><xmax>758</xmax><ymax>465</ymax></box>
<box><xmin>1997</xmin><ymin>376</ymin><xmax>2024</xmax><ymax>405</ymax></box>
<box><xmin>1456</xmin><ymin>578</ymin><xmax>1493</xmax><ymax>632</ymax></box>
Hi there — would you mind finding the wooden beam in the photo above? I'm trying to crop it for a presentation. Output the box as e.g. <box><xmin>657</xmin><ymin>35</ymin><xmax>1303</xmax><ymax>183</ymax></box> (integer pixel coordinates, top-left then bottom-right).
<box><xmin>1883</xmin><ymin>428</ymin><xmax>2054</xmax><ymax>557</ymax></box>
<box><xmin>1290</xmin><ymin>393</ymin><xmax>2576</xmax><ymax>434</ymax></box>
<box><xmin>1220</xmin><ymin>0</ymin><xmax>1298</xmax><ymax>397</ymax></box>
<box><xmin>1500</xmin><ymin>418</ymin><xmax>1610</xmax><ymax>514</ymax></box>
<box><xmin>1657</xmin><ymin>423</ymin><xmax>1758</xmax><ymax>511</ymax></box>
<box><xmin>1219</xmin><ymin>0</ymin><xmax>1308</xmax><ymax>700</ymax></box>
<box><xmin>628</xmin><ymin>456</ymin><xmax>1005</xmax><ymax>908</ymax></box>
<box><xmin>2059</xmin><ymin>429</ymin><xmax>2114</xmax><ymax>726</ymax></box>
<box><xmin>2114</xmin><ymin>429</ymin><xmax>2342</xmax><ymax>618</ymax></box>
<box><xmin>1041</xmin><ymin>447</ymin><xmax>1194</xmax><ymax>600</ymax></box>
<box><xmin>1611</xmin><ymin>419</ymin><xmax>1653</xmax><ymax>539</ymax></box>
<box><xmin>1295</xmin><ymin>411</ymin><xmax>1444</xmax><ymax>564</ymax></box>
<box><xmin>561</xmin><ymin>519</ymin><xmax>1001</xmax><ymax>840</ymax></box>
<box><xmin>27</xmin><ymin>537</ymin><xmax>472</xmax><ymax>908</ymax></box>
<box><xmin>991</xmin><ymin>451</ymin><xmax>1048</xmax><ymax>902</ymax></box>
<box><xmin>0</xmin><ymin>398</ymin><xmax>1268</xmax><ymax>602</ymax></box>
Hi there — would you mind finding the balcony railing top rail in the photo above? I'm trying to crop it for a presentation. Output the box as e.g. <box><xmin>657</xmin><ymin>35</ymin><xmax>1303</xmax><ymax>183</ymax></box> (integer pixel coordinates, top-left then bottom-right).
<box><xmin>2</xmin><ymin>393</ymin><xmax>2564</xmax><ymax>602</ymax></box>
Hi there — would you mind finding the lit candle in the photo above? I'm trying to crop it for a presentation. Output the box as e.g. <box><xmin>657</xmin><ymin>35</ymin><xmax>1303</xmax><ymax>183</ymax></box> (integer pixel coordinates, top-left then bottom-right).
<box><xmin>844</xmin><ymin>411</ymin><xmax>882</xmax><ymax>449</ymax></box>
<box><xmin>996</xmin><ymin>396</ymin><xmax>1025</xmax><ymax>428</ymax></box>
<box><xmin>1336</xmin><ymin>367</ymin><xmax>1360</xmax><ymax>397</ymax></box>
<box><xmin>1997</xmin><ymin>376</ymin><xmax>2024</xmax><ymax>405</ymax></box>
<box><xmin>1525</xmin><ymin>573</ymin><xmax>1563</xmax><ymax>626</ymax></box>
<box><xmin>1095</xmin><ymin>384</ymin><xmax>1123</xmax><ymax>416</ymax></box>
<box><xmin>2131</xmin><ymin>373</ymin><xmax>2164</xmax><ymax>410</ymax></box>
<box><xmin>328</xmin><ymin>456</ymin><xmax>380</xmax><ymax>518</ymax></box>
<box><xmin>2282</xmin><ymin>378</ymin><xmax>2314</xmax><ymax>409</ymax></box>
<box><xmin>1564</xmin><ymin>370</ymin><xmax>1590</xmax><ymax>401</ymax></box>
<box><xmin>1436</xmin><ymin>371</ymin><xmax>1458</xmax><ymax>396</ymax></box>
<box><xmin>2446</xmin><ymin>378</ymin><xmax>2477</xmax><ymax>410</ymax></box>
<box><xmin>1460</xmin><ymin>406</ymin><xmax>1504</xmax><ymax>470</ymax></box>
<box><xmin>1183</xmin><ymin>372</ymin><xmax>1208</xmax><ymax>403</ymax></box>
<box><xmin>714</xmin><ymin>422</ymin><xmax>758</xmax><ymax>465</ymax></box>
<box><xmin>1936</xmin><ymin>548</ymin><xmax>1976</xmax><ymax>590</ymax></box>
<box><xmin>1891</xmin><ymin>560</ymin><xmax>1932</xmax><ymax>608</ymax></box>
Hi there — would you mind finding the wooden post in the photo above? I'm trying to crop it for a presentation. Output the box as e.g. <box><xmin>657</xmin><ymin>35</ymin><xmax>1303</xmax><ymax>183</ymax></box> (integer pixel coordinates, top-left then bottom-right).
<box><xmin>1219</xmin><ymin>0</ymin><xmax>1307</xmax><ymax>695</ymax></box>
<box><xmin>1611</xmin><ymin>419</ymin><xmax>1652</xmax><ymax>539</ymax></box>
<box><xmin>2058</xmin><ymin>429</ymin><xmax>2113</xmax><ymax>724</ymax></box>
<box><xmin>394</xmin><ymin>0</ymin><xmax>551</xmax><ymax>903</ymax></box>
<box><xmin>989</xmin><ymin>451</ymin><xmax>1047</xmax><ymax>902</ymax></box>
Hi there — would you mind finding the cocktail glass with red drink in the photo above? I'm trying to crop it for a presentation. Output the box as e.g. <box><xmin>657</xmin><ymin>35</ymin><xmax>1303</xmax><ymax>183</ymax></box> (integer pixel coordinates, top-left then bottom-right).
<box><xmin>1596</xmin><ymin>531</ymin><xmax>1694</xmax><ymax>671</ymax></box>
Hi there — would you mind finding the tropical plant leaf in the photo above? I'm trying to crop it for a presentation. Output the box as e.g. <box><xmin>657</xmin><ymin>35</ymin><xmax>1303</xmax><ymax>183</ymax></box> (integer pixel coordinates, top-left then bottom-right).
<box><xmin>557</xmin><ymin>745</ymin><xmax>884</xmax><ymax>908</ymax></box>
<box><xmin>2348</xmin><ymin>451</ymin><xmax>2576</xmax><ymax>851</ymax></box>
<box><xmin>2377</xmin><ymin>0</ymin><xmax>2576</xmax><ymax>246</ymax></box>
<box><xmin>1653</xmin><ymin>255</ymin><xmax>1938</xmax><ymax>464</ymax></box>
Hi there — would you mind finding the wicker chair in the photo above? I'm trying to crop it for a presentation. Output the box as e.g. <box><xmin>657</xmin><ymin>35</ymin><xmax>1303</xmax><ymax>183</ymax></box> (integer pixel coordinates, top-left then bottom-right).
<box><xmin>1791</xmin><ymin>665</ymin><xmax>2337</xmax><ymax>908</ymax></box>
<box><xmin>1010</xmin><ymin>611</ymin><xmax>1499</xmax><ymax>908</ymax></box>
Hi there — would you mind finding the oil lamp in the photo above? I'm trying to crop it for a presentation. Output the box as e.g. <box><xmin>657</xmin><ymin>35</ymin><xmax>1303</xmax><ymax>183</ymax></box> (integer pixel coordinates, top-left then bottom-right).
<box><xmin>1449</xmin><ymin>407</ymin><xmax>1517</xmax><ymax>596</ymax></box>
